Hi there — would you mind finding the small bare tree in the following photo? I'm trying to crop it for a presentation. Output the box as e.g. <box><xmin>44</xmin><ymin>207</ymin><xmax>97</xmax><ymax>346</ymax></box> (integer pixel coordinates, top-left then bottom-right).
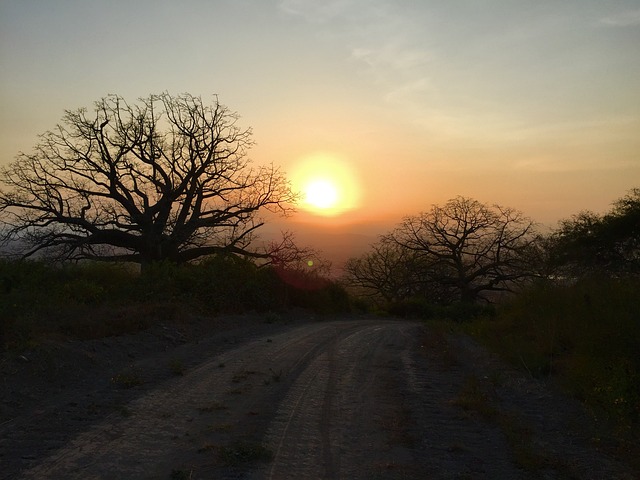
<box><xmin>343</xmin><ymin>236</ymin><xmax>422</xmax><ymax>303</ymax></box>
<box><xmin>0</xmin><ymin>93</ymin><xmax>296</xmax><ymax>268</ymax></box>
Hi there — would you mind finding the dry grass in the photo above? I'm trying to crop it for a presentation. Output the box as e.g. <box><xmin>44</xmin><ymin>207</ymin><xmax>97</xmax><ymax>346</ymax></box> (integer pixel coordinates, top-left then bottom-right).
<box><xmin>463</xmin><ymin>278</ymin><xmax>640</xmax><ymax>470</ymax></box>
<box><xmin>202</xmin><ymin>441</ymin><xmax>274</xmax><ymax>466</ymax></box>
<box><xmin>197</xmin><ymin>401</ymin><xmax>228</xmax><ymax>413</ymax></box>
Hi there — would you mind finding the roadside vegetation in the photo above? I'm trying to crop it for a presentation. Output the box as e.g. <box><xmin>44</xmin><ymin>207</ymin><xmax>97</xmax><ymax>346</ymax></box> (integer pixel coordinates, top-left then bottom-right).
<box><xmin>0</xmin><ymin>256</ymin><xmax>350</xmax><ymax>350</ymax></box>
<box><xmin>465</xmin><ymin>277</ymin><xmax>639</xmax><ymax>466</ymax></box>
<box><xmin>466</xmin><ymin>188</ymin><xmax>640</xmax><ymax>459</ymax></box>
<box><xmin>344</xmin><ymin>188</ymin><xmax>639</xmax><ymax>467</ymax></box>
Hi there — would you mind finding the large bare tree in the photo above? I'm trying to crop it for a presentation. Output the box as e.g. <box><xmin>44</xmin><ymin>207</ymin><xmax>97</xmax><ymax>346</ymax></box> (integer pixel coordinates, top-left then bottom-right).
<box><xmin>388</xmin><ymin>197</ymin><xmax>538</xmax><ymax>303</ymax></box>
<box><xmin>0</xmin><ymin>93</ymin><xmax>296</xmax><ymax>267</ymax></box>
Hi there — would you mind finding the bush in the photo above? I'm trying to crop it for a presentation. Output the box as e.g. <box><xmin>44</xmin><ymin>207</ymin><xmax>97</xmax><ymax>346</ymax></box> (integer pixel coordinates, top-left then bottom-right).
<box><xmin>466</xmin><ymin>277</ymin><xmax>640</xmax><ymax>435</ymax></box>
<box><xmin>388</xmin><ymin>297</ymin><xmax>435</xmax><ymax>319</ymax></box>
<box><xmin>387</xmin><ymin>297</ymin><xmax>495</xmax><ymax>321</ymax></box>
<box><xmin>0</xmin><ymin>257</ymin><xmax>354</xmax><ymax>349</ymax></box>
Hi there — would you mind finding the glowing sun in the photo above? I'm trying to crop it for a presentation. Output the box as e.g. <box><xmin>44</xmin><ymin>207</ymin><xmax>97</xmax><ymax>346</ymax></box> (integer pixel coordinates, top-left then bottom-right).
<box><xmin>304</xmin><ymin>178</ymin><xmax>339</xmax><ymax>209</ymax></box>
<box><xmin>290</xmin><ymin>153</ymin><xmax>361</xmax><ymax>217</ymax></box>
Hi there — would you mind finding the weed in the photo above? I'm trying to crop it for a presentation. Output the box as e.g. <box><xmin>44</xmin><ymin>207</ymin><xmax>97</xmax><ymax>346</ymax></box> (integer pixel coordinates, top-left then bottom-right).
<box><xmin>110</xmin><ymin>369</ymin><xmax>144</xmax><ymax>389</ymax></box>
<box><xmin>231</xmin><ymin>369</ymin><xmax>257</xmax><ymax>383</ymax></box>
<box><xmin>214</xmin><ymin>441</ymin><xmax>274</xmax><ymax>466</ymax></box>
<box><xmin>198</xmin><ymin>443</ymin><xmax>217</xmax><ymax>453</ymax></box>
<box><xmin>113</xmin><ymin>404</ymin><xmax>131</xmax><ymax>417</ymax></box>
<box><xmin>170</xmin><ymin>468</ymin><xmax>192</xmax><ymax>480</ymax></box>
<box><xmin>197</xmin><ymin>401</ymin><xmax>228</xmax><ymax>413</ymax></box>
<box><xmin>269</xmin><ymin>368</ymin><xmax>282</xmax><ymax>382</ymax></box>
<box><xmin>419</xmin><ymin>327</ymin><xmax>459</xmax><ymax>368</ymax></box>
<box><xmin>450</xmin><ymin>376</ymin><xmax>497</xmax><ymax>420</ymax></box>
<box><xmin>169</xmin><ymin>358</ymin><xmax>186</xmax><ymax>376</ymax></box>
<box><xmin>497</xmin><ymin>413</ymin><xmax>545</xmax><ymax>471</ymax></box>
<box><xmin>263</xmin><ymin>368</ymin><xmax>283</xmax><ymax>385</ymax></box>
<box><xmin>264</xmin><ymin>311</ymin><xmax>282</xmax><ymax>324</ymax></box>
<box><xmin>207</xmin><ymin>423</ymin><xmax>233</xmax><ymax>432</ymax></box>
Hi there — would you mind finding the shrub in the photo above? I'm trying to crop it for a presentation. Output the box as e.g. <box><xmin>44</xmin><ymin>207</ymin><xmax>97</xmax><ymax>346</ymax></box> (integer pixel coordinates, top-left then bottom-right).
<box><xmin>466</xmin><ymin>277</ymin><xmax>640</xmax><ymax>435</ymax></box>
<box><xmin>0</xmin><ymin>257</ymin><xmax>354</xmax><ymax>349</ymax></box>
<box><xmin>388</xmin><ymin>297</ymin><xmax>435</xmax><ymax>319</ymax></box>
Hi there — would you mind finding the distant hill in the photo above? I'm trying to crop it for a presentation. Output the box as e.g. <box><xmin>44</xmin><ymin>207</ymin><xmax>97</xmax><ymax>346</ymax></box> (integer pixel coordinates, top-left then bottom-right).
<box><xmin>258</xmin><ymin>218</ymin><xmax>390</xmax><ymax>277</ymax></box>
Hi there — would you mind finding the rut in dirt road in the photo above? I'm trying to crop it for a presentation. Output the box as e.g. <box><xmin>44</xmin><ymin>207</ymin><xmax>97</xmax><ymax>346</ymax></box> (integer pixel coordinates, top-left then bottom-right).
<box><xmin>257</xmin><ymin>322</ymin><xmax>524</xmax><ymax>480</ymax></box>
<box><xmin>5</xmin><ymin>318</ymin><xmax>635</xmax><ymax>479</ymax></box>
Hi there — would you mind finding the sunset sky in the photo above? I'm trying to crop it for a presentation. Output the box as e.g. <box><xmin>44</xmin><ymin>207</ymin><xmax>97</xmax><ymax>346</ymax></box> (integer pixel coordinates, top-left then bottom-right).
<box><xmin>1</xmin><ymin>1</ymin><xmax>639</xmax><ymax>265</ymax></box>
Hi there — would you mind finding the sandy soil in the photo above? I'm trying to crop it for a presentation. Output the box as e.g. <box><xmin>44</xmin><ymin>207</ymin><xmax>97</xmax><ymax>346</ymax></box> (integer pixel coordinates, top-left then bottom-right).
<box><xmin>1</xmin><ymin>313</ymin><xmax>636</xmax><ymax>479</ymax></box>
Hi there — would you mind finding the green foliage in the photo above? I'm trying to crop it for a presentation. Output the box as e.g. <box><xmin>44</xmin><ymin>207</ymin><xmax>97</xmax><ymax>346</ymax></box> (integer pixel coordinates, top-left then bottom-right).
<box><xmin>387</xmin><ymin>296</ymin><xmax>495</xmax><ymax>322</ymax></box>
<box><xmin>170</xmin><ymin>469</ymin><xmax>192</xmax><ymax>480</ymax></box>
<box><xmin>388</xmin><ymin>297</ymin><xmax>435</xmax><ymax>319</ymax></box>
<box><xmin>110</xmin><ymin>368</ymin><xmax>144</xmax><ymax>389</ymax></box>
<box><xmin>466</xmin><ymin>277</ymin><xmax>640</xmax><ymax>436</ymax></box>
<box><xmin>0</xmin><ymin>256</ymin><xmax>352</xmax><ymax>349</ymax></box>
<box><xmin>546</xmin><ymin>187</ymin><xmax>640</xmax><ymax>277</ymax></box>
<box><xmin>213</xmin><ymin>441</ymin><xmax>274</xmax><ymax>466</ymax></box>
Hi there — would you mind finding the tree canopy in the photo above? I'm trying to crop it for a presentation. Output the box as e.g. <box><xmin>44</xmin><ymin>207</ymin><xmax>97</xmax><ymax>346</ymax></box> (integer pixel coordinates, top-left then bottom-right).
<box><xmin>344</xmin><ymin>197</ymin><xmax>539</xmax><ymax>304</ymax></box>
<box><xmin>546</xmin><ymin>188</ymin><xmax>640</xmax><ymax>278</ymax></box>
<box><xmin>0</xmin><ymin>93</ymin><xmax>296</xmax><ymax>267</ymax></box>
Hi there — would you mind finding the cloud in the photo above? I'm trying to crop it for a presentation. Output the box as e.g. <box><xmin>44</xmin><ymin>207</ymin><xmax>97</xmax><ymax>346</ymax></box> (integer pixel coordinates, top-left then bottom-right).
<box><xmin>279</xmin><ymin>0</ymin><xmax>435</xmax><ymax>99</ymax></box>
<box><xmin>384</xmin><ymin>77</ymin><xmax>434</xmax><ymax>104</ymax></box>
<box><xmin>600</xmin><ymin>9</ymin><xmax>640</xmax><ymax>26</ymax></box>
<box><xmin>278</xmin><ymin>0</ymin><xmax>360</xmax><ymax>23</ymax></box>
<box><xmin>351</xmin><ymin>44</ymin><xmax>432</xmax><ymax>71</ymax></box>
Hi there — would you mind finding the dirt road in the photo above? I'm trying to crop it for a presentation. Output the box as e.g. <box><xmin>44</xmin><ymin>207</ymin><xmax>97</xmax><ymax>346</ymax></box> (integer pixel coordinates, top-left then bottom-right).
<box><xmin>1</xmin><ymin>317</ymin><xmax>635</xmax><ymax>479</ymax></box>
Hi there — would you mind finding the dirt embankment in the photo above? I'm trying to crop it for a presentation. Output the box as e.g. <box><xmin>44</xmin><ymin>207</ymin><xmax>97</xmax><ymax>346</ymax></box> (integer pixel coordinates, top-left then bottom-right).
<box><xmin>1</xmin><ymin>314</ymin><xmax>636</xmax><ymax>479</ymax></box>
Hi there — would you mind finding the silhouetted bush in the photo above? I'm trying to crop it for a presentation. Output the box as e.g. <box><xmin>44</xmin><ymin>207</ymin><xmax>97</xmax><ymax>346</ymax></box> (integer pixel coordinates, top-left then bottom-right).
<box><xmin>388</xmin><ymin>297</ymin><xmax>435</xmax><ymax>319</ymax></box>
<box><xmin>0</xmin><ymin>256</ymin><xmax>352</xmax><ymax>349</ymax></box>
<box><xmin>387</xmin><ymin>296</ymin><xmax>495</xmax><ymax>322</ymax></box>
<box><xmin>545</xmin><ymin>188</ymin><xmax>640</xmax><ymax>278</ymax></box>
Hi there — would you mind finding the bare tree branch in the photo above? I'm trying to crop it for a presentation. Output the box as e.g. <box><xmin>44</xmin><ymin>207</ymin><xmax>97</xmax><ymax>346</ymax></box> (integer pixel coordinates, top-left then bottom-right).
<box><xmin>0</xmin><ymin>93</ymin><xmax>298</xmax><ymax>268</ymax></box>
<box><xmin>344</xmin><ymin>197</ymin><xmax>539</xmax><ymax>304</ymax></box>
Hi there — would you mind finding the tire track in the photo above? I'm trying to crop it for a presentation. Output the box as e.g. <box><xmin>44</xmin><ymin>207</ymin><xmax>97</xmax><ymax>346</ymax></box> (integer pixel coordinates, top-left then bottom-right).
<box><xmin>8</xmin><ymin>318</ymin><xmax>636</xmax><ymax>479</ymax></box>
<box><xmin>14</xmin><ymin>320</ymin><xmax>376</xmax><ymax>479</ymax></box>
<box><xmin>261</xmin><ymin>322</ymin><xmax>424</xmax><ymax>480</ymax></box>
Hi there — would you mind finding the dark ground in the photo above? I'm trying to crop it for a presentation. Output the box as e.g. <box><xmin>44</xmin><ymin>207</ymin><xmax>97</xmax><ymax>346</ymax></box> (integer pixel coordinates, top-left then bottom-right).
<box><xmin>1</xmin><ymin>312</ymin><xmax>636</xmax><ymax>479</ymax></box>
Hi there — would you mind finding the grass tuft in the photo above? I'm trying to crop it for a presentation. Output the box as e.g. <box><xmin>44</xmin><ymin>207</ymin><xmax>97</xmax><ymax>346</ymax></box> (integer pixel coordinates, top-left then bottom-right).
<box><xmin>214</xmin><ymin>441</ymin><xmax>274</xmax><ymax>466</ymax></box>
<box><xmin>110</xmin><ymin>369</ymin><xmax>144</xmax><ymax>389</ymax></box>
<box><xmin>169</xmin><ymin>358</ymin><xmax>186</xmax><ymax>376</ymax></box>
<box><xmin>450</xmin><ymin>376</ymin><xmax>497</xmax><ymax>420</ymax></box>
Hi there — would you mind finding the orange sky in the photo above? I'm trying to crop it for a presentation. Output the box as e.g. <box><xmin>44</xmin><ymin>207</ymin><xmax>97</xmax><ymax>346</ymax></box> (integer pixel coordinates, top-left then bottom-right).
<box><xmin>1</xmin><ymin>1</ymin><xmax>639</xmax><ymax>269</ymax></box>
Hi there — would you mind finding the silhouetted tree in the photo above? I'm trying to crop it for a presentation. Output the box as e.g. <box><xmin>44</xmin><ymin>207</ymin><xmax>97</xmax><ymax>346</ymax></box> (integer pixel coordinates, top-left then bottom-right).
<box><xmin>387</xmin><ymin>197</ymin><xmax>538</xmax><ymax>303</ymax></box>
<box><xmin>343</xmin><ymin>236</ymin><xmax>443</xmax><ymax>303</ymax></box>
<box><xmin>0</xmin><ymin>93</ymin><xmax>296</xmax><ymax>268</ymax></box>
<box><xmin>546</xmin><ymin>188</ymin><xmax>640</xmax><ymax>277</ymax></box>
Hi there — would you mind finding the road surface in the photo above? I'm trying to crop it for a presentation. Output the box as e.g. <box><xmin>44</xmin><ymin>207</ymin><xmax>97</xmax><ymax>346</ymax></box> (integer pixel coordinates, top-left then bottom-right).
<box><xmin>1</xmin><ymin>317</ymin><xmax>635</xmax><ymax>479</ymax></box>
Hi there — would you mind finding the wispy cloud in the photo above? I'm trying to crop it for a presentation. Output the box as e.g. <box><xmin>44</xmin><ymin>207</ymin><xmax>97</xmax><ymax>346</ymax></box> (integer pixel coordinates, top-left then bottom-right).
<box><xmin>278</xmin><ymin>0</ymin><xmax>361</xmax><ymax>23</ymax></box>
<box><xmin>351</xmin><ymin>44</ymin><xmax>432</xmax><ymax>72</ymax></box>
<box><xmin>279</xmin><ymin>1</ymin><xmax>435</xmax><ymax>92</ymax></box>
<box><xmin>600</xmin><ymin>9</ymin><xmax>640</xmax><ymax>27</ymax></box>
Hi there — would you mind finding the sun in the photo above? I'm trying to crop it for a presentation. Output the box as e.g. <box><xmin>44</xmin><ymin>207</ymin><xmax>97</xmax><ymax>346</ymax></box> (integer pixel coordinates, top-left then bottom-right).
<box><xmin>290</xmin><ymin>153</ymin><xmax>361</xmax><ymax>217</ymax></box>
<box><xmin>304</xmin><ymin>178</ymin><xmax>339</xmax><ymax>209</ymax></box>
